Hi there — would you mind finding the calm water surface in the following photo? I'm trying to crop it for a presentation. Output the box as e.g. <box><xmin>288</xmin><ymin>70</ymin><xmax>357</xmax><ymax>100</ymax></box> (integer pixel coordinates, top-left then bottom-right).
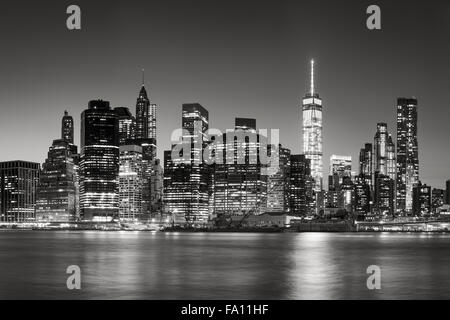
<box><xmin>0</xmin><ymin>231</ymin><xmax>449</xmax><ymax>299</ymax></box>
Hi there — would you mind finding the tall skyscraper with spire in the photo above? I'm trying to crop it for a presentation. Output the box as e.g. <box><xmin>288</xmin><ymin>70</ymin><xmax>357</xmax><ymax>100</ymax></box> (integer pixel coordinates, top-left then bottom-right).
<box><xmin>302</xmin><ymin>60</ymin><xmax>323</xmax><ymax>192</ymax></box>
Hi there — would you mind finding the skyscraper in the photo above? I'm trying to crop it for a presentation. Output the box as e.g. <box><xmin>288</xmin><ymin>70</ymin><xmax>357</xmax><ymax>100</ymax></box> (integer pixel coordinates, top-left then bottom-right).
<box><xmin>446</xmin><ymin>180</ymin><xmax>450</xmax><ymax>205</ymax></box>
<box><xmin>36</xmin><ymin>139</ymin><xmax>79</xmax><ymax>222</ymax></box>
<box><xmin>80</xmin><ymin>100</ymin><xmax>119</xmax><ymax>221</ymax></box>
<box><xmin>359</xmin><ymin>143</ymin><xmax>373</xmax><ymax>187</ymax></box>
<box><xmin>302</xmin><ymin>60</ymin><xmax>323</xmax><ymax>192</ymax></box>
<box><xmin>396</xmin><ymin>97</ymin><xmax>419</xmax><ymax>215</ymax></box>
<box><xmin>135</xmin><ymin>70</ymin><xmax>157</xmax><ymax>145</ymax></box>
<box><xmin>210</xmin><ymin>118</ymin><xmax>268</xmax><ymax>218</ymax></box>
<box><xmin>412</xmin><ymin>182</ymin><xmax>432</xmax><ymax>217</ymax></box>
<box><xmin>329</xmin><ymin>155</ymin><xmax>352</xmax><ymax>192</ymax></box>
<box><xmin>354</xmin><ymin>174</ymin><xmax>371</xmax><ymax>220</ymax></box>
<box><xmin>115</xmin><ymin>107</ymin><xmax>136</xmax><ymax>146</ymax></box>
<box><xmin>118</xmin><ymin>144</ymin><xmax>143</xmax><ymax>221</ymax></box>
<box><xmin>164</xmin><ymin>103</ymin><xmax>210</xmax><ymax>226</ymax></box>
<box><xmin>289</xmin><ymin>154</ymin><xmax>312</xmax><ymax>216</ymax></box>
<box><xmin>374</xmin><ymin>123</ymin><xmax>395</xmax><ymax>180</ymax></box>
<box><xmin>266</xmin><ymin>145</ymin><xmax>291</xmax><ymax>213</ymax></box>
<box><xmin>61</xmin><ymin>110</ymin><xmax>74</xmax><ymax>144</ymax></box>
<box><xmin>0</xmin><ymin>161</ymin><xmax>40</xmax><ymax>222</ymax></box>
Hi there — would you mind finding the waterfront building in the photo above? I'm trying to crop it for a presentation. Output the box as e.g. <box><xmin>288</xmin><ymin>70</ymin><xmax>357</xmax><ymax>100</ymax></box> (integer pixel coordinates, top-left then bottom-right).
<box><xmin>266</xmin><ymin>145</ymin><xmax>291</xmax><ymax>213</ymax></box>
<box><xmin>432</xmin><ymin>188</ymin><xmax>445</xmax><ymax>214</ymax></box>
<box><xmin>302</xmin><ymin>60</ymin><xmax>323</xmax><ymax>192</ymax></box>
<box><xmin>412</xmin><ymin>182</ymin><xmax>432</xmax><ymax>216</ymax></box>
<box><xmin>374</xmin><ymin>173</ymin><xmax>395</xmax><ymax>217</ymax></box>
<box><xmin>35</xmin><ymin>139</ymin><xmax>79</xmax><ymax>222</ymax></box>
<box><xmin>118</xmin><ymin>144</ymin><xmax>143</xmax><ymax>221</ymax></box>
<box><xmin>150</xmin><ymin>159</ymin><xmax>164</xmax><ymax>214</ymax></box>
<box><xmin>396</xmin><ymin>97</ymin><xmax>419</xmax><ymax>215</ymax></box>
<box><xmin>80</xmin><ymin>100</ymin><xmax>119</xmax><ymax>221</ymax></box>
<box><xmin>289</xmin><ymin>154</ymin><xmax>312</xmax><ymax>216</ymax></box>
<box><xmin>210</xmin><ymin>118</ymin><xmax>268</xmax><ymax>218</ymax></box>
<box><xmin>446</xmin><ymin>180</ymin><xmax>450</xmax><ymax>205</ymax></box>
<box><xmin>0</xmin><ymin>161</ymin><xmax>40</xmax><ymax>222</ymax></box>
<box><xmin>164</xmin><ymin>103</ymin><xmax>210</xmax><ymax>226</ymax></box>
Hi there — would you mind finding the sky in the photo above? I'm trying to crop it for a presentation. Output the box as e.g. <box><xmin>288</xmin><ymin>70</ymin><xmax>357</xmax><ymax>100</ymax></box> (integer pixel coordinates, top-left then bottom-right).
<box><xmin>0</xmin><ymin>0</ymin><xmax>449</xmax><ymax>188</ymax></box>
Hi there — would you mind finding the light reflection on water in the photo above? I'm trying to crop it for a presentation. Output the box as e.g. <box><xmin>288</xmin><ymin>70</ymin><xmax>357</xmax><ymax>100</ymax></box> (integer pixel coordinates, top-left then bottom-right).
<box><xmin>0</xmin><ymin>231</ymin><xmax>449</xmax><ymax>299</ymax></box>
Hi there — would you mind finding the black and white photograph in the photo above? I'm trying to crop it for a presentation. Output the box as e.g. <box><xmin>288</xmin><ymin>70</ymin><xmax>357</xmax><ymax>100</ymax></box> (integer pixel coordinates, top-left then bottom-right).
<box><xmin>0</xmin><ymin>0</ymin><xmax>450</xmax><ymax>308</ymax></box>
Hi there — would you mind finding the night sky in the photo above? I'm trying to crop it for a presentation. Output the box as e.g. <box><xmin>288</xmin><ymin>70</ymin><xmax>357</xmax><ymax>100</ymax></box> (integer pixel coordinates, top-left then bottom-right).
<box><xmin>0</xmin><ymin>0</ymin><xmax>449</xmax><ymax>188</ymax></box>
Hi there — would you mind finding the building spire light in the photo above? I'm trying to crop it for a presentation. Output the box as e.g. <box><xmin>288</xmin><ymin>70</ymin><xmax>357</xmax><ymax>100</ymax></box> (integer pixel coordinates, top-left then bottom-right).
<box><xmin>310</xmin><ymin>59</ymin><xmax>315</xmax><ymax>96</ymax></box>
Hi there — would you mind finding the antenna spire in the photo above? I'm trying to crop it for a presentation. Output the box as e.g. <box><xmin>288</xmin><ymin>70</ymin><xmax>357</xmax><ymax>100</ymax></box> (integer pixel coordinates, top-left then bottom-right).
<box><xmin>310</xmin><ymin>59</ymin><xmax>315</xmax><ymax>96</ymax></box>
<box><xmin>142</xmin><ymin>68</ymin><xmax>145</xmax><ymax>86</ymax></box>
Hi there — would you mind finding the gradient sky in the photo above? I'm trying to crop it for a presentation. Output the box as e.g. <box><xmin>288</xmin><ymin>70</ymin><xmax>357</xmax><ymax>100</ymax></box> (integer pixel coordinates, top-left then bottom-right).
<box><xmin>0</xmin><ymin>0</ymin><xmax>449</xmax><ymax>188</ymax></box>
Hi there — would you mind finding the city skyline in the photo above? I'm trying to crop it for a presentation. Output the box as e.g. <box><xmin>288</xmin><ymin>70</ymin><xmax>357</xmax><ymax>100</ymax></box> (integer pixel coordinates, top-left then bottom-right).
<box><xmin>0</xmin><ymin>1</ymin><xmax>449</xmax><ymax>189</ymax></box>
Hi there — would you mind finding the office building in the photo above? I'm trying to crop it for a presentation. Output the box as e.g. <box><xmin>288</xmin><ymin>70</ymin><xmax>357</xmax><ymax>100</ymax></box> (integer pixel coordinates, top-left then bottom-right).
<box><xmin>0</xmin><ymin>161</ymin><xmax>40</xmax><ymax>222</ymax></box>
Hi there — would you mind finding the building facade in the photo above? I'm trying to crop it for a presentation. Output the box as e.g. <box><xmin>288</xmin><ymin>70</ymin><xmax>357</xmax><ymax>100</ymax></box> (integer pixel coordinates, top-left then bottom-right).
<box><xmin>0</xmin><ymin>161</ymin><xmax>40</xmax><ymax>222</ymax></box>
<box><xmin>302</xmin><ymin>60</ymin><xmax>323</xmax><ymax>192</ymax></box>
<box><xmin>118</xmin><ymin>144</ymin><xmax>143</xmax><ymax>221</ymax></box>
<box><xmin>289</xmin><ymin>154</ymin><xmax>311</xmax><ymax>216</ymax></box>
<box><xmin>413</xmin><ymin>182</ymin><xmax>432</xmax><ymax>217</ymax></box>
<box><xmin>396</xmin><ymin>97</ymin><xmax>419</xmax><ymax>215</ymax></box>
<box><xmin>80</xmin><ymin>100</ymin><xmax>119</xmax><ymax>221</ymax></box>
<box><xmin>36</xmin><ymin>139</ymin><xmax>79</xmax><ymax>222</ymax></box>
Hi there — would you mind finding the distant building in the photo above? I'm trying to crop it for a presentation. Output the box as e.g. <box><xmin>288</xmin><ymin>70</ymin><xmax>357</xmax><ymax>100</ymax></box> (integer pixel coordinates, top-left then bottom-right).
<box><xmin>61</xmin><ymin>110</ymin><xmax>74</xmax><ymax>144</ymax></box>
<box><xmin>397</xmin><ymin>98</ymin><xmax>419</xmax><ymax>215</ymax></box>
<box><xmin>374</xmin><ymin>173</ymin><xmax>395</xmax><ymax>217</ymax></box>
<box><xmin>80</xmin><ymin>100</ymin><xmax>119</xmax><ymax>221</ymax></box>
<box><xmin>354</xmin><ymin>174</ymin><xmax>371</xmax><ymax>220</ymax></box>
<box><xmin>374</xmin><ymin>123</ymin><xmax>396</xmax><ymax>180</ymax></box>
<box><xmin>432</xmin><ymin>188</ymin><xmax>445</xmax><ymax>214</ymax></box>
<box><xmin>0</xmin><ymin>161</ymin><xmax>40</xmax><ymax>222</ymax></box>
<box><xmin>359</xmin><ymin>143</ymin><xmax>373</xmax><ymax>187</ymax></box>
<box><xmin>150</xmin><ymin>158</ymin><xmax>163</xmax><ymax>214</ymax></box>
<box><xmin>329</xmin><ymin>155</ymin><xmax>352</xmax><ymax>192</ymax></box>
<box><xmin>289</xmin><ymin>154</ymin><xmax>312</xmax><ymax>216</ymax></box>
<box><xmin>446</xmin><ymin>180</ymin><xmax>450</xmax><ymax>205</ymax></box>
<box><xmin>266</xmin><ymin>145</ymin><xmax>290</xmax><ymax>213</ymax></box>
<box><xmin>115</xmin><ymin>107</ymin><xmax>136</xmax><ymax>146</ymax></box>
<box><xmin>164</xmin><ymin>104</ymin><xmax>210</xmax><ymax>226</ymax></box>
<box><xmin>36</xmin><ymin>139</ymin><xmax>79</xmax><ymax>222</ymax></box>
<box><xmin>210</xmin><ymin>118</ymin><xmax>267</xmax><ymax>218</ymax></box>
<box><xmin>413</xmin><ymin>182</ymin><xmax>432</xmax><ymax>217</ymax></box>
<box><xmin>118</xmin><ymin>145</ymin><xmax>143</xmax><ymax>221</ymax></box>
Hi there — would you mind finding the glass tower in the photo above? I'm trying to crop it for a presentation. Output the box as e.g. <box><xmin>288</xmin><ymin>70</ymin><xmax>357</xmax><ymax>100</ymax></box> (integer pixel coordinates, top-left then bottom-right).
<box><xmin>302</xmin><ymin>60</ymin><xmax>323</xmax><ymax>192</ymax></box>
<box><xmin>396</xmin><ymin>97</ymin><xmax>419</xmax><ymax>215</ymax></box>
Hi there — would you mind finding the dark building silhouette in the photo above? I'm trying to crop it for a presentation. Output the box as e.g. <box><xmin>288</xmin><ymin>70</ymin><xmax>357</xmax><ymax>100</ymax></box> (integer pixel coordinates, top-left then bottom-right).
<box><xmin>135</xmin><ymin>71</ymin><xmax>157</xmax><ymax>153</ymax></box>
<box><xmin>446</xmin><ymin>180</ymin><xmax>450</xmax><ymax>205</ymax></box>
<box><xmin>432</xmin><ymin>188</ymin><xmax>445</xmax><ymax>213</ymax></box>
<box><xmin>413</xmin><ymin>182</ymin><xmax>432</xmax><ymax>216</ymax></box>
<box><xmin>359</xmin><ymin>143</ymin><xmax>373</xmax><ymax>187</ymax></box>
<box><xmin>289</xmin><ymin>154</ymin><xmax>311</xmax><ymax>215</ymax></box>
<box><xmin>0</xmin><ymin>161</ymin><xmax>39</xmax><ymax>222</ymax></box>
<box><xmin>36</xmin><ymin>139</ymin><xmax>79</xmax><ymax>222</ymax></box>
<box><xmin>62</xmin><ymin>110</ymin><xmax>74</xmax><ymax>144</ymax></box>
<box><xmin>397</xmin><ymin>98</ymin><xmax>419</xmax><ymax>215</ymax></box>
<box><xmin>235</xmin><ymin>118</ymin><xmax>256</xmax><ymax>131</ymax></box>
<box><xmin>115</xmin><ymin>107</ymin><xmax>136</xmax><ymax>146</ymax></box>
<box><xmin>374</xmin><ymin>173</ymin><xmax>395</xmax><ymax>217</ymax></box>
<box><xmin>80</xmin><ymin>100</ymin><xmax>119</xmax><ymax>221</ymax></box>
